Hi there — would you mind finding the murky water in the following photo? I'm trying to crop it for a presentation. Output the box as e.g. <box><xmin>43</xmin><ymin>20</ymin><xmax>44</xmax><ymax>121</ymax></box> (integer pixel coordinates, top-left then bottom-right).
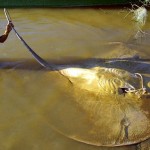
<box><xmin>0</xmin><ymin>8</ymin><xmax>149</xmax><ymax>150</ymax></box>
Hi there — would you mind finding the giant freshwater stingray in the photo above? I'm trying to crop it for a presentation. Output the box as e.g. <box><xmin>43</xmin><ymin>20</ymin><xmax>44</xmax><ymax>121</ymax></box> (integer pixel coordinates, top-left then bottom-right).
<box><xmin>4</xmin><ymin>9</ymin><xmax>150</xmax><ymax>149</ymax></box>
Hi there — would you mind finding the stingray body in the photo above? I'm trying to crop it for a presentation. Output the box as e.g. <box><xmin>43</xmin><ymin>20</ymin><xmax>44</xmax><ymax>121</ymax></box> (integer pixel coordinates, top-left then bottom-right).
<box><xmin>58</xmin><ymin>64</ymin><xmax>150</xmax><ymax>146</ymax></box>
<box><xmin>22</xmin><ymin>43</ymin><xmax>150</xmax><ymax>147</ymax></box>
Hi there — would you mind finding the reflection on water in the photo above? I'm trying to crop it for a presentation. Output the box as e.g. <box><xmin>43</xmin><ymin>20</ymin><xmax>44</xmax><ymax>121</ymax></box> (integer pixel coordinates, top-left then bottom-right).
<box><xmin>0</xmin><ymin>8</ymin><xmax>149</xmax><ymax>149</ymax></box>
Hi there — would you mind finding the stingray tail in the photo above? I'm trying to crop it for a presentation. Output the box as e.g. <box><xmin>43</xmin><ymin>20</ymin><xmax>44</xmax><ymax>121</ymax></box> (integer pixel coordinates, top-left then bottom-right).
<box><xmin>4</xmin><ymin>8</ymin><xmax>57</xmax><ymax>71</ymax></box>
<box><xmin>15</xmin><ymin>30</ymin><xmax>57</xmax><ymax>71</ymax></box>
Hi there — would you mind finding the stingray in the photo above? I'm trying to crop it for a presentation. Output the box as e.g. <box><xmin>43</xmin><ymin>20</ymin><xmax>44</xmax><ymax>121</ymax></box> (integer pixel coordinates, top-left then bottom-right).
<box><xmin>10</xmin><ymin>32</ymin><xmax>150</xmax><ymax>146</ymax></box>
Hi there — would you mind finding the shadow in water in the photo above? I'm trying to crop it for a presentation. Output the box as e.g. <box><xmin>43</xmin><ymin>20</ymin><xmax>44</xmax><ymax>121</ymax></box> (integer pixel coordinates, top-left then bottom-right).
<box><xmin>0</xmin><ymin>57</ymin><xmax>150</xmax><ymax>73</ymax></box>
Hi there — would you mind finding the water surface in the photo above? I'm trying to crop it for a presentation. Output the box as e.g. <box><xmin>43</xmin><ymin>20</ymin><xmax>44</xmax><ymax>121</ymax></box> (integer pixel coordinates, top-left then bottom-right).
<box><xmin>0</xmin><ymin>8</ymin><xmax>149</xmax><ymax>150</ymax></box>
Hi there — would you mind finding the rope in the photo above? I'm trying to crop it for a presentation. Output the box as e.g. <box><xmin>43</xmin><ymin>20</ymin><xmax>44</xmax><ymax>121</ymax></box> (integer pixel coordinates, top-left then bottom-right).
<box><xmin>125</xmin><ymin>73</ymin><xmax>146</xmax><ymax>97</ymax></box>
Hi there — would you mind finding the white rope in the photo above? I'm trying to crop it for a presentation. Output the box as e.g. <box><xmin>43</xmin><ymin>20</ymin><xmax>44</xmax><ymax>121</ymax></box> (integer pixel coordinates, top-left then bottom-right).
<box><xmin>125</xmin><ymin>73</ymin><xmax>146</xmax><ymax>97</ymax></box>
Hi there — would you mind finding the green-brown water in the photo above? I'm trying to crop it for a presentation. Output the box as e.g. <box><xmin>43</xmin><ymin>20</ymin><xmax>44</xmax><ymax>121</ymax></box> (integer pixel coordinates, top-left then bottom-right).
<box><xmin>0</xmin><ymin>8</ymin><xmax>149</xmax><ymax>150</ymax></box>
